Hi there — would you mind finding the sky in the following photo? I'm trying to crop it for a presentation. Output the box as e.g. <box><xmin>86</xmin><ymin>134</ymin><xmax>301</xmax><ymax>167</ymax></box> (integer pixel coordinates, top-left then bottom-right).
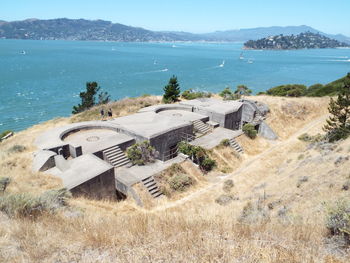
<box><xmin>1</xmin><ymin>0</ymin><xmax>350</xmax><ymax>36</ymax></box>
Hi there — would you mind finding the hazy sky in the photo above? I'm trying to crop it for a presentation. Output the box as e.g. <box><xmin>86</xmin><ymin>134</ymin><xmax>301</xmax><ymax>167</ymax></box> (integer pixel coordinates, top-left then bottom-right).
<box><xmin>2</xmin><ymin>0</ymin><xmax>350</xmax><ymax>35</ymax></box>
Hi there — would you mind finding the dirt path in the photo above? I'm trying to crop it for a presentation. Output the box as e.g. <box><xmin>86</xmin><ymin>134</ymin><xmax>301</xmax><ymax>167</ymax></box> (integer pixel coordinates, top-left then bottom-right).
<box><xmin>151</xmin><ymin>114</ymin><xmax>328</xmax><ymax>212</ymax></box>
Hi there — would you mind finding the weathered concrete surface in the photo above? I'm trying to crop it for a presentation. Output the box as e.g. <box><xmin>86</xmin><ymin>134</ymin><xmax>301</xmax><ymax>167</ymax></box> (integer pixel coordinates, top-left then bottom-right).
<box><xmin>116</xmin><ymin>155</ymin><xmax>186</xmax><ymax>187</ymax></box>
<box><xmin>258</xmin><ymin>121</ymin><xmax>278</xmax><ymax>140</ymax></box>
<box><xmin>190</xmin><ymin>127</ymin><xmax>243</xmax><ymax>150</ymax></box>
<box><xmin>32</xmin><ymin>150</ymin><xmax>57</xmax><ymax>172</ymax></box>
<box><xmin>180</xmin><ymin>98</ymin><xmax>243</xmax><ymax>130</ymax></box>
<box><xmin>180</xmin><ymin>98</ymin><xmax>242</xmax><ymax>114</ymax></box>
<box><xmin>110</xmin><ymin>111</ymin><xmax>191</xmax><ymax>139</ymax></box>
<box><xmin>158</xmin><ymin>109</ymin><xmax>208</xmax><ymax>122</ymax></box>
<box><xmin>57</xmin><ymin>154</ymin><xmax>114</xmax><ymax>190</ymax></box>
<box><xmin>63</xmin><ymin>129</ymin><xmax>134</xmax><ymax>154</ymax></box>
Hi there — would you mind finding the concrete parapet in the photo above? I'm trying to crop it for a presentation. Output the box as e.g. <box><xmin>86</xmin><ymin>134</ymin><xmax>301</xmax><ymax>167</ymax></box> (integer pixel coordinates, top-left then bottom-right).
<box><xmin>32</xmin><ymin>150</ymin><xmax>57</xmax><ymax>172</ymax></box>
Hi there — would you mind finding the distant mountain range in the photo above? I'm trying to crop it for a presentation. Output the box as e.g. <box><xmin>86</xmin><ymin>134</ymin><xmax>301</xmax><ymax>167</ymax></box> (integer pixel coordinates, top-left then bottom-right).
<box><xmin>0</xmin><ymin>18</ymin><xmax>349</xmax><ymax>44</ymax></box>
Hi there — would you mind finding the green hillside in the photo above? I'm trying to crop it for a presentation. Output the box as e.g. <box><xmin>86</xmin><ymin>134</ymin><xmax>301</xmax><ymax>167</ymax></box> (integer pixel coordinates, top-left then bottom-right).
<box><xmin>262</xmin><ymin>73</ymin><xmax>350</xmax><ymax>97</ymax></box>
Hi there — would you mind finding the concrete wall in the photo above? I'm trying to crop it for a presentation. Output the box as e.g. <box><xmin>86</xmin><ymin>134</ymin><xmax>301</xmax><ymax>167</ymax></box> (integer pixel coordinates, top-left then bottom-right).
<box><xmin>150</xmin><ymin>124</ymin><xmax>193</xmax><ymax>160</ymax></box>
<box><xmin>224</xmin><ymin>107</ymin><xmax>242</xmax><ymax>130</ymax></box>
<box><xmin>241</xmin><ymin>103</ymin><xmax>255</xmax><ymax>123</ymax></box>
<box><xmin>258</xmin><ymin>121</ymin><xmax>278</xmax><ymax>140</ymax></box>
<box><xmin>70</xmin><ymin>168</ymin><xmax>116</xmax><ymax>200</ymax></box>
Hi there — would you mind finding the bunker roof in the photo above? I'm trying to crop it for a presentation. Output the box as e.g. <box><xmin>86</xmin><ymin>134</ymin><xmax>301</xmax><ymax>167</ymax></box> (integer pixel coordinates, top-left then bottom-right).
<box><xmin>179</xmin><ymin>98</ymin><xmax>243</xmax><ymax>114</ymax></box>
<box><xmin>110</xmin><ymin>111</ymin><xmax>191</xmax><ymax>139</ymax></box>
<box><xmin>58</xmin><ymin>154</ymin><xmax>113</xmax><ymax>189</ymax></box>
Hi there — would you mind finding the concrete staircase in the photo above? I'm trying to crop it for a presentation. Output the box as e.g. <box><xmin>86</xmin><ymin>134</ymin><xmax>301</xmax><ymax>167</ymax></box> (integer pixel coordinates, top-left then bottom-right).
<box><xmin>229</xmin><ymin>138</ymin><xmax>244</xmax><ymax>154</ymax></box>
<box><xmin>193</xmin><ymin>120</ymin><xmax>211</xmax><ymax>134</ymax></box>
<box><xmin>141</xmin><ymin>176</ymin><xmax>163</xmax><ymax>198</ymax></box>
<box><xmin>103</xmin><ymin>145</ymin><xmax>131</xmax><ymax>168</ymax></box>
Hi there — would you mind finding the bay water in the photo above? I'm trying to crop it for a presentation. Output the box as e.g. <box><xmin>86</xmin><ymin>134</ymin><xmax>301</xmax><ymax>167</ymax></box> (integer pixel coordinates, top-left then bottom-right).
<box><xmin>0</xmin><ymin>39</ymin><xmax>349</xmax><ymax>131</ymax></box>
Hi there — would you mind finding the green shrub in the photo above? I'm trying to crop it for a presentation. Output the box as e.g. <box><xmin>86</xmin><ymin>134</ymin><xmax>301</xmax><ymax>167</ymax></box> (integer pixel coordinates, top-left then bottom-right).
<box><xmin>220</xmin><ymin>139</ymin><xmax>230</xmax><ymax>147</ymax></box>
<box><xmin>298</xmin><ymin>133</ymin><xmax>324</xmax><ymax>142</ymax></box>
<box><xmin>266</xmin><ymin>84</ymin><xmax>307</xmax><ymax>97</ymax></box>
<box><xmin>243</xmin><ymin>123</ymin><xmax>257</xmax><ymax>139</ymax></box>
<box><xmin>168</xmin><ymin>174</ymin><xmax>194</xmax><ymax>192</ymax></box>
<box><xmin>178</xmin><ymin>141</ymin><xmax>216</xmax><ymax>172</ymax></box>
<box><xmin>0</xmin><ymin>177</ymin><xmax>11</xmax><ymax>192</ymax></box>
<box><xmin>181</xmin><ymin>89</ymin><xmax>211</xmax><ymax>100</ymax></box>
<box><xmin>326</xmin><ymin>199</ymin><xmax>350</xmax><ymax>244</ymax></box>
<box><xmin>219</xmin><ymin>87</ymin><xmax>240</xmax><ymax>100</ymax></box>
<box><xmin>127</xmin><ymin>141</ymin><xmax>158</xmax><ymax>165</ymax></box>
<box><xmin>0</xmin><ymin>188</ymin><xmax>71</xmax><ymax>218</ymax></box>
<box><xmin>201</xmin><ymin>157</ymin><xmax>216</xmax><ymax>172</ymax></box>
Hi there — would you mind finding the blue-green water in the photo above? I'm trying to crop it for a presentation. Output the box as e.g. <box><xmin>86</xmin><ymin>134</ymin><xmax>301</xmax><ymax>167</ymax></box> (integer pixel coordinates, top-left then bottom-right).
<box><xmin>0</xmin><ymin>39</ymin><xmax>349</xmax><ymax>132</ymax></box>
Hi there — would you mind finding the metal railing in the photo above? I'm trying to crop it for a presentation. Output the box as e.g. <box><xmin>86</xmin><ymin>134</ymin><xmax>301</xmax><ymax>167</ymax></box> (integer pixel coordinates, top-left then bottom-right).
<box><xmin>180</xmin><ymin>132</ymin><xmax>196</xmax><ymax>142</ymax></box>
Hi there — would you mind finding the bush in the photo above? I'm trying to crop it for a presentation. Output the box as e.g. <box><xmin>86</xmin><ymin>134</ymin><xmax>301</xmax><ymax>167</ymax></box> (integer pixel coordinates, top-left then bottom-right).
<box><xmin>298</xmin><ymin>133</ymin><xmax>325</xmax><ymax>142</ymax></box>
<box><xmin>168</xmin><ymin>174</ymin><xmax>194</xmax><ymax>192</ymax></box>
<box><xmin>266</xmin><ymin>84</ymin><xmax>307</xmax><ymax>97</ymax></box>
<box><xmin>243</xmin><ymin>123</ymin><xmax>257</xmax><ymax>139</ymax></box>
<box><xmin>223</xmin><ymin>179</ymin><xmax>234</xmax><ymax>192</ymax></box>
<box><xmin>178</xmin><ymin>141</ymin><xmax>216</xmax><ymax>172</ymax></box>
<box><xmin>7</xmin><ymin>144</ymin><xmax>26</xmax><ymax>153</ymax></box>
<box><xmin>326</xmin><ymin>200</ymin><xmax>350</xmax><ymax>244</ymax></box>
<box><xmin>201</xmin><ymin>157</ymin><xmax>216</xmax><ymax>172</ymax></box>
<box><xmin>181</xmin><ymin>89</ymin><xmax>211</xmax><ymax>100</ymax></box>
<box><xmin>0</xmin><ymin>188</ymin><xmax>71</xmax><ymax>218</ymax></box>
<box><xmin>220</xmin><ymin>139</ymin><xmax>230</xmax><ymax>147</ymax></box>
<box><xmin>0</xmin><ymin>177</ymin><xmax>11</xmax><ymax>192</ymax></box>
<box><xmin>219</xmin><ymin>87</ymin><xmax>240</xmax><ymax>100</ymax></box>
<box><xmin>127</xmin><ymin>141</ymin><xmax>158</xmax><ymax>165</ymax></box>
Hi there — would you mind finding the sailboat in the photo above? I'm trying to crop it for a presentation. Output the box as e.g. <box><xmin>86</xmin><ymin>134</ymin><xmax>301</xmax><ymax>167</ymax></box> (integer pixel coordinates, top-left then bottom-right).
<box><xmin>219</xmin><ymin>60</ymin><xmax>225</xmax><ymax>67</ymax></box>
<box><xmin>247</xmin><ymin>58</ymin><xmax>254</xmax><ymax>64</ymax></box>
<box><xmin>239</xmin><ymin>52</ymin><xmax>244</xmax><ymax>60</ymax></box>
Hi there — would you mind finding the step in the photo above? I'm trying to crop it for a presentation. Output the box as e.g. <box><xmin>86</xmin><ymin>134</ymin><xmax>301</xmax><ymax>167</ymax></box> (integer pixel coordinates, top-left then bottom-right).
<box><xmin>144</xmin><ymin>180</ymin><xmax>156</xmax><ymax>187</ymax></box>
<box><xmin>111</xmin><ymin>159</ymin><xmax>130</xmax><ymax>167</ymax></box>
<box><xmin>142</xmin><ymin>176</ymin><xmax>153</xmax><ymax>183</ymax></box>
<box><xmin>108</xmin><ymin>154</ymin><xmax>128</xmax><ymax>162</ymax></box>
<box><xmin>144</xmin><ymin>183</ymin><xmax>157</xmax><ymax>190</ymax></box>
<box><xmin>152</xmin><ymin>192</ymin><xmax>163</xmax><ymax>198</ymax></box>
<box><xmin>112</xmin><ymin>161</ymin><xmax>130</xmax><ymax>168</ymax></box>
<box><xmin>104</xmin><ymin>146</ymin><xmax>121</xmax><ymax>154</ymax></box>
<box><xmin>105</xmin><ymin>150</ymin><xmax>123</xmax><ymax>157</ymax></box>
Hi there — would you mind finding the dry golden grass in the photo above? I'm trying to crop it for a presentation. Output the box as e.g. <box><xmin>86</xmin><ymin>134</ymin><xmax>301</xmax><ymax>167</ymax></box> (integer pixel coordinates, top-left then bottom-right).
<box><xmin>252</xmin><ymin>95</ymin><xmax>330</xmax><ymax>139</ymax></box>
<box><xmin>70</xmin><ymin>95</ymin><xmax>161</xmax><ymax>123</ymax></box>
<box><xmin>1</xmin><ymin>95</ymin><xmax>349</xmax><ymax>262</ymax></box>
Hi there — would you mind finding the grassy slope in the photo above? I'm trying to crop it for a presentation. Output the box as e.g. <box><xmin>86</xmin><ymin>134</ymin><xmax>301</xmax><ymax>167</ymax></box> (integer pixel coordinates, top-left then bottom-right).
<box><xmin>1</xmin><ymin>95</ymin><xmax>350</xmax><ymax>262</ymax></box>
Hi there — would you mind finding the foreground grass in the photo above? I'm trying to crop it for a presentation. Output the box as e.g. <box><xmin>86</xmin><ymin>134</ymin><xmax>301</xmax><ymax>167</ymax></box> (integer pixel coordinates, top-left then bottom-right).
<box><xmin>1</xmin><ymin>95</ymin><xmax>349</xmax><ymax>262</ymax></box>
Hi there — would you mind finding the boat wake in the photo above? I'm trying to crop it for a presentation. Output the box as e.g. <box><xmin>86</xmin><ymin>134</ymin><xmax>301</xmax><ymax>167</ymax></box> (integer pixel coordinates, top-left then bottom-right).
<box><xmin>133</xmin><ymin>68</ymin><xmax>169</xmax><ymax>75</ymax></box>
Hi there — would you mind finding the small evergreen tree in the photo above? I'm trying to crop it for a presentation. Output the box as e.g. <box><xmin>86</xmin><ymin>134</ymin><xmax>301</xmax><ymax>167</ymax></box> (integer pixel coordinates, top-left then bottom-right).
<box><xmin>72</xmin><ymin>82</ymin><xmax>110</xmax><ymax>114</ymax></box>
<box><xmin>235</xmin><ymin>85</ymin><xmax>252</xmax><ymax>96</ymax></box>
<box><xmin>323</xmin><ymin>81</ymin><xmax>350</xmax><ymax>142</ymax></box>
<box><xmin>163</xmin><ymin>75</ymin><xmax>180</xmax><ymax>103</ymax></box>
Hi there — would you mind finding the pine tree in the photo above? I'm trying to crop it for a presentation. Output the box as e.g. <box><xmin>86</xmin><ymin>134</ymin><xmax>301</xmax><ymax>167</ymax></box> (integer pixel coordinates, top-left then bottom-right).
<box><xmin>163</xmin><ymin>75</ymin><xmax>180</xmax><ymax>103</ymax></box>
<box><xmin>323</xmin><ymin>81</ymin><xmax>350</xmax><ymax>142</ymax></box>
<box><xmin>72</xmin><ymin>82</ymin><xmax>111</xmax><ymax>114</ymax></box>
